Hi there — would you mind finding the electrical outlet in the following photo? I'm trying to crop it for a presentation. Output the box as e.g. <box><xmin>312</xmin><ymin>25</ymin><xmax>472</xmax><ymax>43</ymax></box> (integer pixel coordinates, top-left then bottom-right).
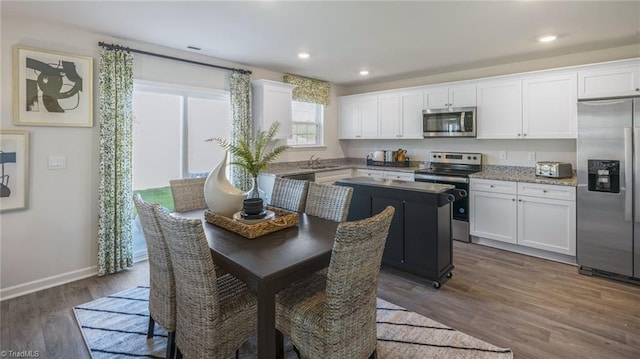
<box><xmin>499</xmin><ymin>151</ymin><xmax>507</xmax><ymax>160</ymax></box>
<box><xmin>528</xmin><ymin>152</ymin><xmax>536</xmax><ymax>161</ymax></box>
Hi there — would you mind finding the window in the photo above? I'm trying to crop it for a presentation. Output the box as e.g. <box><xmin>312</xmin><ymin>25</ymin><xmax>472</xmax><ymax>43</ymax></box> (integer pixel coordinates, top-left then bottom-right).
<box><xmin>288</xmin><ymin>101</ymin><xmax>324</xmax><ymax>146</ymax></box>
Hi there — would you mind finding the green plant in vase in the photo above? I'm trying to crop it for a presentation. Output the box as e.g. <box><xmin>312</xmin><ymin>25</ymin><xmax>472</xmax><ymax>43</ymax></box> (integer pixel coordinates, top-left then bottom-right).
<box><xmin>210</xmin><ymin>122</ymin><xmax>289</xmax><ymax>201</ymax></box>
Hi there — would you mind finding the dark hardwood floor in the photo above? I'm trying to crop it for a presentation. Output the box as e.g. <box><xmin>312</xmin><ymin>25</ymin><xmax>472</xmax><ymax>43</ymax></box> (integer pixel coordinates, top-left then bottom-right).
<box><xmin>2</xmin><ymin>241</ymin><xmax>639</xmax><ymax>358</ymax></box>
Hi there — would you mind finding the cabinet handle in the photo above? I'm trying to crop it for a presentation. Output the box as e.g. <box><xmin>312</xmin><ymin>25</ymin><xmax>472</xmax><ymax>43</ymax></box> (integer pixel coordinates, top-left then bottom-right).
<box><xmin>512</xmin><ymin>198</ymin><xmax>516</xmax><ymax>201</ymax></box>
<box><xmin>517</xmin><ymin>133</ymin><xmax>521</xmax><ymax>137</ymax></box>
<box><xmin>355</xmin><ymin>135</ymin><xmax>361</xmax><ymax>138</ymax></box>
<box><xmin>518</xmin><ymin>199</ymin><xmax>522</xmax><ymax>202</ymax></box>
<box><xmin>636</xmin><ymin>88</ymin><xmax>639</xmax><ymax>91</ymax></box>
<box><xmin>523</xmin><ymin>133</ymin><xmax>527</xmax><ymax>137</ymax></box>
<box><xmin>542</xmin><ymin>190</ymin><xmax>547</xmax><ymax>193</ymax></box>
<box><xmin>490</xmin><ymin>185</ymin><xmax>494</xmax><ymax>188</ymax></box>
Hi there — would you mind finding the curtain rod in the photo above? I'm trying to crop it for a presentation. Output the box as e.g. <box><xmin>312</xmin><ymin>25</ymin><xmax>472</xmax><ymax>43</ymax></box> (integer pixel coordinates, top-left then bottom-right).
<box><xmin>98</xmin><ymin>41</ymin><xmax>252</xmax><ymax>75</ymax></box>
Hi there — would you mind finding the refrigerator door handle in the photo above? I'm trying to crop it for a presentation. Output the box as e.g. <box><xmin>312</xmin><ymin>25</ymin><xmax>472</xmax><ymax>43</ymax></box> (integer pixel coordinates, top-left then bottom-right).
<box><xmin>624</xmin><ymin>127</ymin><xmax>633</xmax><ymax>221</ymax></box>
<box><xmin>635</xmin><ymin>128</ymin><xmax>640</xmax><ymax>223</ymax></box>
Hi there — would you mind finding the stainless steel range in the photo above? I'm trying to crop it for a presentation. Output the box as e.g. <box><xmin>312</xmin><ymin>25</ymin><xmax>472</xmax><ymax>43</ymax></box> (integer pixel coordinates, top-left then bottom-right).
<box><xmin>415</xmin><ymin>151</ymin><xmax>483</xmax><ymax>242</ymax></box>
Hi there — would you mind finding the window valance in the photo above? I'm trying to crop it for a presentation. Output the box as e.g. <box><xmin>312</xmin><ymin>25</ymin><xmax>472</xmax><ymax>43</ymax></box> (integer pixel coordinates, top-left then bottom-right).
<box><xmin>283</xmin><ymin>74</ymin><xmax>330</xmax><ymax>106</ymax></box>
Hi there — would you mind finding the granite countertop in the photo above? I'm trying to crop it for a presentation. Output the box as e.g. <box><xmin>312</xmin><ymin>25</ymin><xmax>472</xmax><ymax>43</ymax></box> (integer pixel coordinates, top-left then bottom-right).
<box><xmin>469</xmin><ymin>165</ymin><xmax>577</xmax><ymax>186</ymax></box>
<box><xmin>337</xmin><ymin>176</ymin><xmax>454</xmax><ymax>194</ymax></box>
<box><xmin>264</xmin><ymin>158</ymin><xmax>420</xmax><ymax>177</ymax></box>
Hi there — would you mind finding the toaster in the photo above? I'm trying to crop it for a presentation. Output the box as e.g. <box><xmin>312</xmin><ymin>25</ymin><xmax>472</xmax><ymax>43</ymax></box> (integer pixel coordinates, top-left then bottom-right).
<box><xmin>535</xmin><ymin>161</ymin><xmax>573</xmax><ymax>178</ymax></box>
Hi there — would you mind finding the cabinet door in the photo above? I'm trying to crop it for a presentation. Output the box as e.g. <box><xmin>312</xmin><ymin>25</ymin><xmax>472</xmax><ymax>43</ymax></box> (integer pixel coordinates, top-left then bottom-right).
<box><xmin>359</xmin><ymin>96</ymin><xmax>379</xmax><ymax>138</ymax></box>
<box><xmin>449</xmin><ymin>84</ymin><xmax>477</xmax><ymax>107</ymax></box>
<box><xmin>399</xmin><ymin>91</ymin><xmax>424</xmax><ymax>139</ymax></box>
<box><xmin>578</xmin><ymin>64</ymin><xmax>640</xmax><ymax>99</ymax></box>
<box><xmin>523</xmin><ymin>73</ymin><xmax>577</xmax><ymax>139</ymax></box>
<box><xmin>476</xmin><ymin>80</ymin><xmax>522</xmax><ymax>139</ymax></box>
<box><xmin>378</xmin><ymin>94</ymin><xmax>401</xmax><ymax>139</ymax></box>
<box><xmin>470</xmin><ymin>190</ymin><xmax>517</xmax><ymax>243</ymax></box>
<box><xmin>339</xmin><ymin>97</ymin><xmax>360</xmax><ymax>139</ymax></box>
<box><xmin>423</xmin><ymin>86</ymin><xmax>449</xmax><ymax>109</ymax></box>
<box><xmin>373</xmin><ymin>197</ymin><xmax>404</xmax><ymax>265</ymax></box>
<box><xmin>314</xmin><ymin>169</ymin><xmax>354</xmax><ymax>185</ymax></box>
<box><xmin>517</xmin><ymin>195</ymin><xmax>576</xmax><ymax>255</ymax></box>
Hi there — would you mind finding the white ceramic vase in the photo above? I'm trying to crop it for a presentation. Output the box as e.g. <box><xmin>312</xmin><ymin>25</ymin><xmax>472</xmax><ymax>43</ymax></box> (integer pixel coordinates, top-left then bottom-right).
<box><xmin>204</xmin><ymin>152</ymin><xmax>247</xmax><ymax>217</ymax></box>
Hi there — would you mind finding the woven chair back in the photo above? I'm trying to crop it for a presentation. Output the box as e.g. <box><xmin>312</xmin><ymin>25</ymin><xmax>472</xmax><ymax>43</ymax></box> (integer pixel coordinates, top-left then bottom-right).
<box><xmin>133</xmin><ymin>194</ymin><xmax>176</xmax><ymax>332</ymax></box>
<box><xmin>270</xmin><ymin>177</ymin><xmax>309</xmax><ymax>212</ymax></box>
<box><xmin>304</xmin><ymin>182</ymin><xmax>353</xmax><ymax>222</ymax></box>
<box><xmin>169</xmin><ymin>177</ymin><xmax>207</xmax><ymax>212</ymax></box>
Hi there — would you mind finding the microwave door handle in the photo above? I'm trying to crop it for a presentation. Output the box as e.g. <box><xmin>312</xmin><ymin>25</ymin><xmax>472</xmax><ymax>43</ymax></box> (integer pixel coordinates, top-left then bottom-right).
<box><xmin>624</xmin><ymin>127</ymin><xmax>632</xmax><ymax>221</ymax></box>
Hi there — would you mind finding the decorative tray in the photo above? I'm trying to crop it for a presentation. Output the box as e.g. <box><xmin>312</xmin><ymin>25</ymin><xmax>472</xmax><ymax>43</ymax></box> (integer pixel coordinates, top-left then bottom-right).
<box><xmin>204</xmin><ymin>206</ymin><xmax>299</xmax><ymax>239</ymax></box>
<box><xmin>366</xmin><ymin>158</ymin><xmax>411</xmax><ymax>167</ymax></box>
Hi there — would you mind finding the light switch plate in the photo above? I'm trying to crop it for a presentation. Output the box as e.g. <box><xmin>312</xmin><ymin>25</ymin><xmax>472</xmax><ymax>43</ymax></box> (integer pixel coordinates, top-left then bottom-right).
<box><xmin>48</xmin><ymin>156</ymin><xmax>66</xmax><ymax>170</ymax></box>
<box><xmin>528</xmin><ymin>152</ymin><xmax>536</xmax><ymax>161</ymax></box>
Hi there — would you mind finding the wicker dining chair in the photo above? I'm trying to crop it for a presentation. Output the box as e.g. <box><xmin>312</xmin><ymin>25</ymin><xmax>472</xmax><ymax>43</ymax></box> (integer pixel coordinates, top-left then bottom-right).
<box><xmin>275</xmin><ymin>206</ymin><xmax>395</xmax><ymax>359</ymax></box>
<box><xmin>169</xmin><ymin>177</ymin><xmax>207</xmax><ymax>212</ymax></box>
<box><xmin>153</xmin><ymin>207</ymin><xmax>257</xmax><ymax>359</ymax></box>
<box><xmin>132</xmin><ymin>194</ymin><xmax>176</xmax><ymax>359</ymax></box>
<box><xmin>270</xmin><ymin>177</ymin><xmax>310</xmax><ymax>212</ymax></box>
<box><xmin>304</xmin><ymin>182</ymin><xmax>354</xmax><ymax>222</ymax></box>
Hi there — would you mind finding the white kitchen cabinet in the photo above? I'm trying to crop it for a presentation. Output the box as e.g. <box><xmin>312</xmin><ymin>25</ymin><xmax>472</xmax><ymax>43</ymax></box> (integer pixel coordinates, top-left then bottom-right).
<box><xmin>251</xmin><ymin>80</ymin><xmax>296</xmax><ymax>139</ymax></box>
<box><xmin>378</xmin><ymin>93</ymin><xmax>401</xmax><ymax>139</ymax></box>
<box><xmin>423</xmin><ymin>83</ymin><xmax>476</xmax><ymax>110</ymax></box>
<box><xmin>314</xmin><ymin>168</ymin><xmax>354</xmax><ymax>185</ymax></box>
<box><xmin>470</xmin><ymin>179</ymin><xmax>518</xmax><ymax>244</ymax></box>
<box><xmin>378</xmin><ymin>91</ymin><xmax>423</xmax><ymax>139</ymax></box>
<box><xmin>470</xmin><ymin>179</ymin><xmax>576</xmax><ymax>256</ymax></box>
<box><xmin>517</xmin><ymin>195</ymin><xmax>576</xmax><ymax>255</ymax></box>
<box><xmin>383</xmin><ymin>171</ymin><xmax>414</xmax><ymax>182</ymax></box>
<box><xmin>476</xmin><ymin>79</ymin><xmax>522</xmax><ymax>139</ymax></box>
<box><xmin>522</xmin><ymin>73</ymin><xmax>577</xmax><ymax>139</ymax></box>
<box><xmin>578</xmin><ymin>61</ymin><xmax>640</xmax><ymax>99</ymax></box>
<box><xmin>339</xmin><ymin>95</ymin><xmax>379</xmax><ymax>139</ymax></box>
<box><xmin>356</xmin><ymin>169</ymin><xmax>384</xmax><ymax>180</ymax></box>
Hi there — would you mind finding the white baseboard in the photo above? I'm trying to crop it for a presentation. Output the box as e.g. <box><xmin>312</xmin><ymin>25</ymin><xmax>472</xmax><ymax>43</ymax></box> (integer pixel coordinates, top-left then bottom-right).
<box><xmin>0</xmin><ymin>266</ymin><xmax>98</xmax><ymax>301</ymax></box>
<box><xmin>471</xmin><ymin>236</ymin><xmax>577</xmax><ymax>265</ymax></box>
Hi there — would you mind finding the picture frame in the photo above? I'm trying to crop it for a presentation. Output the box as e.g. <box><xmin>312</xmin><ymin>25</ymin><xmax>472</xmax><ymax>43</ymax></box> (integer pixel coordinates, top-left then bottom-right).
<box><xmin>13</xmin><ymin>45</ymin><xmax>93</xmax><ymax>127</ymax></box>
<box><xmin>0</xmin><ymin>130</ymin><xmax>29</xmax><ymax>212</ymax></box>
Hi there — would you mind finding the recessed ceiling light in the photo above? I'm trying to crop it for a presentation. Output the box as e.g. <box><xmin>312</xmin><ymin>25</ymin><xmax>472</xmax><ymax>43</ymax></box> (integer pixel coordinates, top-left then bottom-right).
<box><xmin>298</xmin><ymin>53</ymin><xmax>310</xmax><ymax>59</ymax></box>
<box><xmin>360</xmin><ymin>70</ymin><xmax>370</xmax><ymax>76</ymax></box>
<box><xmin>538</xmin><ymin>35</ymin><xmax>557</xmax><ymax>43</ymax></box>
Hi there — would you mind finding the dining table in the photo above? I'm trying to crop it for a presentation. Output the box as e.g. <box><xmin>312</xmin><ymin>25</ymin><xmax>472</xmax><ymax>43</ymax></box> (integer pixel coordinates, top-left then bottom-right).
<box><xmin>179</xmin><ymin>209</ymin><xmax>339</xmax><ymax>359</ymax></box>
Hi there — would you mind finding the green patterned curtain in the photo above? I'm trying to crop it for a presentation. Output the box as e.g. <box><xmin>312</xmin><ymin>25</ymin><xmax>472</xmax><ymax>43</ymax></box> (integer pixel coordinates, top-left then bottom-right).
<box><xmin>229</xmin><ymin>71</ymin><xmax>253</xmax><ymax>191</ymax></box>
<box><xmin>283</xmin><ymin>74</ymin><xmax>330</xmax><ymax>105</ymax></box>
<box><xmin>97</xmin><ymin>47</ymin><xmax>134</xmax><ymax>276</ymax></box>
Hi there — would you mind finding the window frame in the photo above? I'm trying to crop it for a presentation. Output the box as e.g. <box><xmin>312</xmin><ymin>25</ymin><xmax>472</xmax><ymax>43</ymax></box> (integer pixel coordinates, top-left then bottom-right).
<box><xmin>288</xmin><ymin>100</ymin><xmax>324</xmax><ymax>147</ymax></box>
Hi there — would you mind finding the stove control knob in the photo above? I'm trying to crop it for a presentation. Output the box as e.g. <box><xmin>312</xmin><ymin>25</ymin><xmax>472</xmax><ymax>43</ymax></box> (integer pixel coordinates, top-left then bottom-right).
<box><xmin>473</xmin><ymin>156</ymin><xmax>477</xmax><ymax>160</ymax></box>
<box><xmin>467</xmin><ymin>156</ymin><xmax>471</xmax><ymax>160</ymax></box>
<box><xmin>433</xmin><ymin>154</ymin><xmax>437</xmax><ymax>158</ymax></box>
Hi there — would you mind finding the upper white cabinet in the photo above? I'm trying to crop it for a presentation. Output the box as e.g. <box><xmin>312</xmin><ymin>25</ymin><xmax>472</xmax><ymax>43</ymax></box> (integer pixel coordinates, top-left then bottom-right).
<box><xmin>339</xmin><ymin>95</ymin><xmax>379</xmax><ymax>139</ymax></box>
<box><xmin>378</xmin><ymin>90</ymin><xmax>423</xmax><ymax>139</ymax></box>
<box><xmin>522</xmin><ymin>73</ymin><xmax>577</xmax><ymax>139</ymax></box>
<box><xmin>476</xmin><ymin>79</ymin><xmax>522</xmax><ymax>139</ymax></box>
<box><xmin>423</xmin><ymin>83</ymin><xmax>476</xmax><ymax>110</ymax></box>
<box><xmin>251</xmin><ymin>80</ymin><xmax>296</xmax><ymax>139</ymax></box>
<box><xmin>578</xmin><ymin>61</ymin><xmax>640</xmax><ymax>99</ymax></box>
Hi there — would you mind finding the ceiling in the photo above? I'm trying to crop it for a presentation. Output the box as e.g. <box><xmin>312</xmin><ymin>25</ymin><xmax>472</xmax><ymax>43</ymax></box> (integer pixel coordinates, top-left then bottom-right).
<box><xmin>3</xmin><ymin>1</ymin><xmax>640</xmax><ymax>86</ymax></box>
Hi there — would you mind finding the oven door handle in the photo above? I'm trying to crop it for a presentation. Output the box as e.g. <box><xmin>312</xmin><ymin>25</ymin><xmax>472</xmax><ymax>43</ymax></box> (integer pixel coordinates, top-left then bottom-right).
<box><xmin>414</xmin><ymin>174</ymin><xmax>469</xmax><ymax>183</ymax></box>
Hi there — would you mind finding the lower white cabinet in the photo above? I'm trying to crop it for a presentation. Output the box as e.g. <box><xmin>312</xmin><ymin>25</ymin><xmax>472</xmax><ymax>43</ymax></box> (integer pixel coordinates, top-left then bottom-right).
<box><xmin>470</xmin><ymin>179</ymin><xmax>576</xmax><ymax>256</ymax></box>
<box><xmin>314</xmin><ymin>169</ymin><xmax>354</xmax><ymax>185</ymax></box>
<box><xmin>356</xmin><ymin>169</ymin><xmax>414</xmax><ymax>181</ymax></box>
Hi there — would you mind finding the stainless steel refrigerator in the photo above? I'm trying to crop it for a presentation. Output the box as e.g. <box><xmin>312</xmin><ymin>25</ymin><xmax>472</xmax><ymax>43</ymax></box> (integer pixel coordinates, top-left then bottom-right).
<box><xmin>577</xmin><ymin>97</ymin><xmax>640</xmax><ymax>280</ymax></box>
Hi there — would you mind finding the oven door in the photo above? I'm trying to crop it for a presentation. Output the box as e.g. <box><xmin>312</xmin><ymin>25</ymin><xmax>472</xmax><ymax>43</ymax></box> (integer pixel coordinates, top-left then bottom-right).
<box><xmin>423</xmin><ymin>107</ymin><xmax>476</xmax><ymax>137</ymax></box>
<box><xmin>415</xmin><ymin>173</ymin><xmax>471</xmax><ymax>242</ymax></box>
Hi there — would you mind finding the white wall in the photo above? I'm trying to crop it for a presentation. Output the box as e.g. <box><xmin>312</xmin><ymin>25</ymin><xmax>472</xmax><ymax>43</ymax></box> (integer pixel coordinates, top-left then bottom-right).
<box><xmin>0</xmin><ymin>15</ymin><xmax>343</xmax><ymax>299</ymax></box>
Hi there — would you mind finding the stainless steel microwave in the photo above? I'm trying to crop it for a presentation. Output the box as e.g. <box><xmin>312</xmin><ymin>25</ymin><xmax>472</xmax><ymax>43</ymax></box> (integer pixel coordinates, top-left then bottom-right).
<box><xmin>423</xmin><ymin>107</ymin><xmax>476</xmax><ymax>137</ymax></box>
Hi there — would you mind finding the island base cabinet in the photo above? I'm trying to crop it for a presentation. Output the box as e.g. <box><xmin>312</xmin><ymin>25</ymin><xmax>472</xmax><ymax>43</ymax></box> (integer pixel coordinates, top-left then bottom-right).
<box><xmin>341</xmin><ymin>182</ymin><xmax>454</xmax><ymax>287</ymax></box>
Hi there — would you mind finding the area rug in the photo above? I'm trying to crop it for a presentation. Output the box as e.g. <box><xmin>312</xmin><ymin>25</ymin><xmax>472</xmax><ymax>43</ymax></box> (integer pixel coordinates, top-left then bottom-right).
<box><xmin>73</xmin><ymin>286</ymin><xmax>513</xmax><ymax>359</ymax></box>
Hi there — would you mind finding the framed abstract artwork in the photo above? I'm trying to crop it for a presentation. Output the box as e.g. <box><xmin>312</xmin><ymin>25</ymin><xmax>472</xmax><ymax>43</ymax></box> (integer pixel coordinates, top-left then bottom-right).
<box><xmin>0</xmin><ymin>130</ymin><xmax>29</xmax><ymax>212</ymax></box>
<box><xmin>13</xmin><ymin>45</ymin><xmax>93</xmax><ymax>127</ymax></box>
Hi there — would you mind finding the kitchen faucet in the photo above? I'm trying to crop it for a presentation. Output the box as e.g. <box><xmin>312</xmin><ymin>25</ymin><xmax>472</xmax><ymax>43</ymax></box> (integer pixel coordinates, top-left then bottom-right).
<box><xmin>308</xmin><ymin>155</ymin><xmax>321</xmax><ymax>168</ymax></box>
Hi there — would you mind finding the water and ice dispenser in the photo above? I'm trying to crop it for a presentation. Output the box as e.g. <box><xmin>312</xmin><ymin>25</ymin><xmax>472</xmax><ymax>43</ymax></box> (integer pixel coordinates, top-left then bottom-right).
<box><xmin>587</xmin><ymin>160</ymin><xmax>620</xmax><ymax>193</ymax></box>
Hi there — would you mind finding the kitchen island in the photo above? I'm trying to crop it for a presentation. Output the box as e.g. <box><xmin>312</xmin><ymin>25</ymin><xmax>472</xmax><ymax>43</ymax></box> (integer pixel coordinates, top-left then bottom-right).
<box><xmin>336</xmin><ymin>177</ymin><xmax>462</xmax><ymax>288</ymax></box>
